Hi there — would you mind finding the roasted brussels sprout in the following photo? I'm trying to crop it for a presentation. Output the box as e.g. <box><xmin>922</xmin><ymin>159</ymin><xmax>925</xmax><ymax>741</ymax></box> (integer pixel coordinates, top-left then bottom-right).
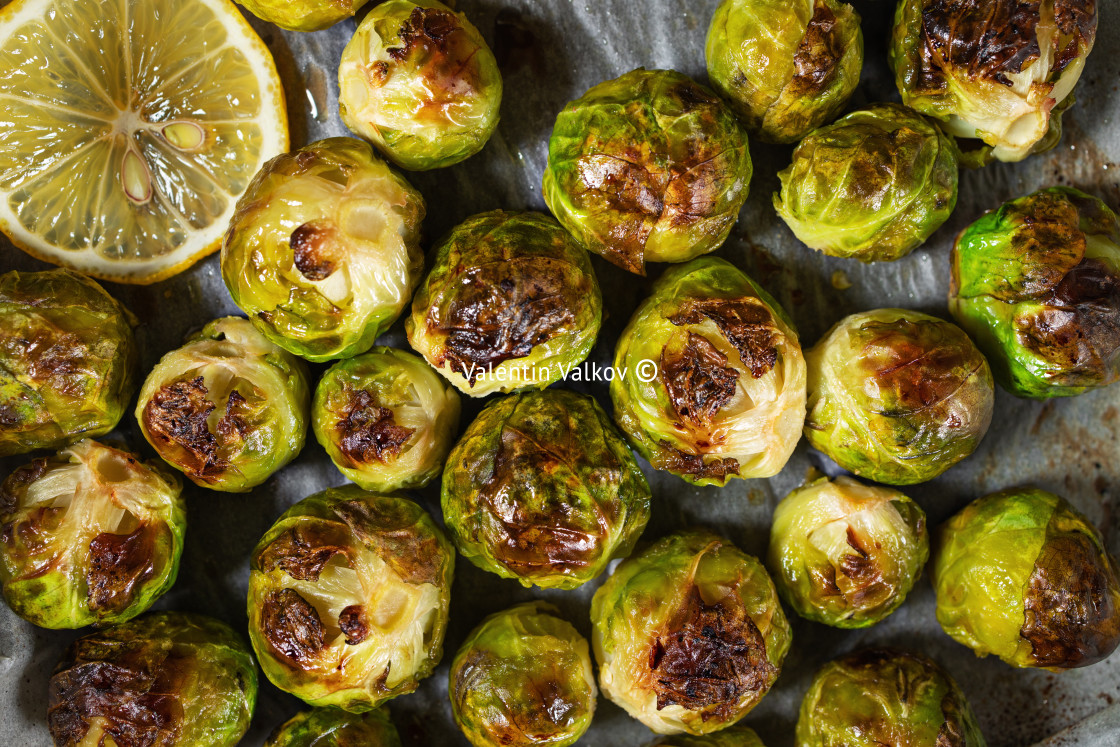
<box><xmin>805</xmin><ymin>308</ymin><xmax>994</xmax><ymax>485</ymax></box>
<box><xmin>136</xmin><ymin>317</ymin><xmax>309</xmax><ymax>492</ymax></box>
<box><xmin>0</xmin><ymin>439</ymin><xmax>184</xmax><ymax>629</ymax></box>
<box><xmin>796</xmin><ymin>649</ymin><xmax>986</xmax><ymax>746</ymax></box>
<box><xmin>890</xmin><ymin>0</ymin><xmax>1098</xmax><ymax>163</ymax></box>
<box><xmin>233</xmin><ymin>0</ymin><xmax>367</xmax><ymax>31</ymax></box>
<box><xmin>338</xmin><ymin>0</ymin><xmax>503</xmax><ymax>171</ymax></box>
<box><xmin>768</xmin><ymin>476</ymin><xmax>928</xmax><ymax>629</ymax></box>
<box><xmin>591</xmin><ymin>530</ymin><xmax>791</xmax><ymax>735</ymax></box>
<box><xmin>442</xmin><ymin>389</ymin><xmax>650</xmax><ymax>589</ymax></box>
<box><xmin>612</xmin><ymin>257</ymin><xmax>806</xmax><ymax>486</ymax></box>
<box><xmin>543</xmin><ymin>68</ymin><xmax>752</xmax><ymax>275</ymax></box>
<box><xmin>450</xmin><ymin>602</ymin><xmax>596</xmax><ymax>747</ymax></box>
<box><xmin>0</xmin><ymin>268</ymin><xmax>136</xmax><ymax>457</ymax></box>
<box><xmin>248</xmin><ymin>486</ymin><xmax>454</xmax><ymax>710</ymax></box>
<box><xmin>647</xmin><ymin>726</ymin><xmax>766</xmax><ymax>747</ymax></box>
<box><xmin>774</xmin><ymin>103</ymin><xmax>959</xmax><ymax>262</ymax></box>
<box><xmin>406</xmin><ymin>211</ymin><xmax>602</xmax><ymax>397</ymax></box>
<box><xmin>705</xmin><ymin>0</ymin><xmax>863</xmax><ymax>144</ymax></box>
<box><xmin>222</xmin><ymin>137</ymin><xmax>425</xmax><ymax>362</ymax></box>
<box><xmin>312</xmin><ymin>347</ymin><xmax>461</xmax><ymax>492</ymax></box>
<box><xmin>949</xmin><ymin>187</ymin><xmax>1120</xmax><ymax>399</ymax></box>
<box><xmin>933</xmin><ymin>487</ymin><xmax>1120</xmax><ymax>670</ymax></box>
<box><xmin>48</xmin><ymin>612</ymin><xmax>257</xmax><ymax>747</ymax></box>
<box><xmin>266</xmin><ymin>707</ymin><xmax>401</xmax><ymax>747</ymax></box>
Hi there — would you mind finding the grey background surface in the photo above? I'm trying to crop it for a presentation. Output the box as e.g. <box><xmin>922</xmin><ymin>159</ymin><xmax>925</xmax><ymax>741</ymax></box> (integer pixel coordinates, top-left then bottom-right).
<box><xmin>1</xmin><ymin>0</ymin><xmax>1119</xmax><ymax>745</ymax></box>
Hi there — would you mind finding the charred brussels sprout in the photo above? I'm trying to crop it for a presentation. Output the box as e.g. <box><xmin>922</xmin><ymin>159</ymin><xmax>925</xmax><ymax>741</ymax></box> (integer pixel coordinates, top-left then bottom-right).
<box><xmin>805</xmin><ymin>309</ymin><xmax>994</xmax><ymax>485</ymax></box>
<box><xmin>442</xmin><ymin>389</ymin><xmax>650</xmax><ymax>589</ymax></box>
<box><xmin>0</xmin><ymin>269</ymin><xmax>136</xmax><ymax>457</ymax></box>
<box><xmin>406</xmin><ymin>211</ymin><xmax>602</xmax><ymax>397</ymax></box>
<box><xmin>796</xmin><ymin>649</ymin><xmax>986</xmax><ymax>746</ymax></box>
<box><xmin>266</xmin><ymin>707</ymin><xmax>401</xmax><ymax>747</ymax></box>
<box><xmin>647</xmin><ymin>726</ymin><xmax>766</xmax><ymax>747</ymax></box>
<box><xmin>0</xmin><ymin>439</ymin><xmax>184</xmax><ymax>629</ymax></box>
<box><xmin>136</xmin><ymin>317</ymin><xmax>309</xmax><ymax>492</ymax></box>
<box><xmin>222</xmin><ymin>137</ymin><xmax>425</xmax><ymax>362</ymax></box>
<box><xmin>949</xmin><ymin>187</ymin><xmax>1120</xmax><ymax>398</ymax></box>
<box><xmin>705</xmin><ymin>0</ymin><xmax>863</xmax><ymax>144</ymax></box>
<box><xmin>449</xmin><ymin>602</ymin><xmax>596</xmax><ymax>747</ymax></box>
<box><xmin>339</xmin><ymin>0</ymin><xmax>502</xmax><ymax>171</ymax></box>
<box><xmin>612</xmin><ymin>257</ymin><xmax>806</xmax><ymax>486</ymax></box>
<box><xmin>233</xmin><ymin>0</ymin><xmax>367</xmax><ymax>31</ymax></box>
<box><xmin>312</xmin><ymin>347</ymin><xmax>461</xmax><ymax>492</ymax></box>
<box><xmin>890</xmin><ymin>0</ymin><xmax>1098</xmax><ymax>163</ymax></box>
<box><xmin>48</xmin><ymin>612</ymin><xmax>257</xmax><ymax>747</ymax></box>
<box><xmin>774</xmin><ymin>103</ymin><xmax>959</xmax><ymax>262</ymax></box>
<box><xmin>768</xmin><ymin>476</ymin><xmax>928</xmax><ymax>628</ymax></box>
<box><xmin>247</xmin><ymin>486</ymin><xmax>454</xmax><ymax>710</ymax></box>
<box><xmin>933</xmin><ymin>488</ymin><xmax>1120</xmax><ymax>670</ymax></box>
<box><xmin>543</xmin><ymin>69</ymin><xmax>752</xmax><ymax>275</ymax></box>
<box><xmin>591</xmin><ymin>530</ymin><xmax>791</xmax><ymax>736</ymax></box>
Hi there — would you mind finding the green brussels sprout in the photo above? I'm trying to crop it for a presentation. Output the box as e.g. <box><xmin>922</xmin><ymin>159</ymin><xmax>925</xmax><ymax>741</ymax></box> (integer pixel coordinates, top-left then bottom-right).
<box><xmin>222</xmin><ymin>137</ymin><xmax>426</xmax><ymax>362</ymax></box>
<box><xmin>705</xmin><ymin>0</ymin><xmax>863</xmax><ymax>144</ymax></box>
<box><xmin>647</xmin><ymin>725</ymin><xmax>766</xmax><ymax>747</ymax></box>
<box><xmin>890</xmin><ymin>0</ymin><xmax>1098</xmax><ymax>163</ymax></box>
<box><xmin>0</xmin><ymin>439</ymin><xmax>184</xmax><ymax>629</ymax></box>
<box><xmin>406</xmin><ymin>211</ymin><xmax>602</xmax><ymax>397</ymax></box>
<box><xmin>768</xmin><ymin>476</ymin><xmax>928</xmax><ymax>629</ymax></box>
<box><xmin>312</xmin><ymin>347</ymin><xmax>461</xmax><ymax>492</ymax></box>
<box><xmin>339</xmin><ymin>0</ymin><xmax>503</xmax><ymax>171</ymax></box>
<box><xmin>0</xmin><ymin>268</ymin><xmax>136</xmax><ymax>457</ymax></box>
<box><xmin>949</xmin><ymin>187</ymin><xmax>1120</xmax><ymax>399</ymax></box>
<box><xmin>266</xmin><ymin>707</ymin><xmax>401</xmax><ymax>747</ymax></box>
<box><xmin>48</xmin><ymin>611</ymin><xmax>257</xmax><ymax>747</ymax></box>
<box><xmin>442</xmin><ymin>389</ymin><xmax>650</xmax><ymax>590</ymax></box>
<box><xmin>774</xmin><ymin>103</ymin><xmax>959</xmax><ymax>263</ymax></box>
<box><xmin>136</xmin><ymin>316</ymin><xmax>309</xmax><ymax>492</ymax></box>
<box><xmin>805</xmin><ymin>308</ymin><xmax>994</xmax><ymax>485</ymax></box>
<box><xmin>611</xmin><ymin>257</ymin><xmax>806</xmax><ymax>486</ymax></box>
<box><xmin>796</xmin><ymin>648</ymin><xmax>986</xmax><ymax>746</ymax></box>
<box><xmin>449</xmin><ymin>601</ymin><xmax>596</xmax><ymax>747</ymax></box>
<box><xmin>591</xmin><ymin>530</ymin><xmax>791</xmax><ymax>736</ymax></box>
<box><xmin>543</xmin><ymin>69</ymin><xmax>752</xmax><ymax>275</ymax></box>
<box><xmin>247</xmin><ymin>486</ymin><xmax>454</xmax><ymax>710</ymax></box>
<box><xmin>233</xmin><ymin>0</ymin><xmax>367</xmax><ymax>31</ymax></box>
<box><xmin>932</xmin><ymin>487</ymin><xmax>1120</xmax><ymax>670</ymax></box>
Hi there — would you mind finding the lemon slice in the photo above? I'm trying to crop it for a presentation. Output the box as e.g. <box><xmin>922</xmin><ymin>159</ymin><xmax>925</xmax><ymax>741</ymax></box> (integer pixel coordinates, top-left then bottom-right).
<box><xmin>0</xmin><ymin>0</ymin><xmax>288</xmax><ymax>284</ymax></box>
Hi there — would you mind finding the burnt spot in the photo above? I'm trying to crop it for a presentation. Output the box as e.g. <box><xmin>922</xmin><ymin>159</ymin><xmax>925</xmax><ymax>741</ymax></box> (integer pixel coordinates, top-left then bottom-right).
<box><xmin>658</xmin><ymin>442</ymin><xmax>740</xmax><ymax>483</ymax></box>
<box><xmin>839</xmin><ymin>527</ymin><xmax>887</xmax><ymax>607</ymax></box>
<box><xmin>214</xmin><ymin>390</ymin><xmax>253</xmax><ymax>446</ymax></box>
<box><xmin>261</xmin><ymin>588</ymin><xmax>327</xmax><ymax>668</ymax></box>
<box><xmin>142</xmin><ymin>377</ymin><xmax>224</xmax><ymax>479</ymax></box>
<box><xmin>331</xmin><ymin>500</ymin><xmax>446</xmax><ymax>587</ymax></box>
<box><xmin>661</xmin><ymin>333</ymin><xmax>739</xmax><ymax>428</ymax></box>
<box><xmin>86</xmin><ymin>526</ymin><xmax>158</xmax><ymax>613</ymax></box>
<box><xmin>0</xmin><ymin>457</ymin><xmax>49</xmax><ymax>515</ymax></box>
<box><xmin>648</xmin><ymin>587</ymin><xmax>775</xmax><ymax>718</ymax></box>
<box><xmin>1021</xmin><ymin>531</ymin><xmax>1120</xmax><ymax>668</ymax></box>
<box><xmin>789</xmin><ymin>3</ymin><xmax>844</xmax><ymax>95</ymax></box>
<box><xmin>336</xmin><ymin>389</ymin><xmax>415</xmax><ymax>465</ymax></box>
<box><xmin>290</xmin><ymin>220</ymin><xmax>339</xmax><ymax>281</ymax></box>
<box><xmin>339</xmin><ymin>605</ymin><xmax>370</xmax><ymax>645</ymax></box>
<box><xmin>670</xmin><ymin>299</ymin><xmax>778</xmax><ymax>378</ymax></box>
<box><xmin>256</xmin><ymin>523</ymin><xmax>351</xmax><ymax>582</ymax></box>
<box><xmin>937</xmin><ymin>692</ymin><xmax>969</xmax><ymax>747</ymax></box>
<box><xmin>389</xmin><ymin>7</ymin><xmax>458</xmax><ymax>61</ymax></box>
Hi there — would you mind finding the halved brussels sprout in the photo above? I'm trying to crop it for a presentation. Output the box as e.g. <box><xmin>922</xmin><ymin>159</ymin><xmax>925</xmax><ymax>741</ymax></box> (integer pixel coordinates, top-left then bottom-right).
<box><xmin>543</xmin><ymin>68</ymin><xmax>752</xmax><ymax>275</ymax></box>
<box><xmin>312</xmin><ymin>347</ymin><xmax>461</xmax><ymax>492</ymax></box>
<box><xmin>774</xmin><ymin>103</ymin><xmax>959</xmax><ymax>262</ymax></box>
<box><xmin>48</xmin><ymin>612</ymin><xmax>257</xmax><ymax>747</ymax></box>
<box><xmin>805</xmin><ymin>308</ymin><xmax>994</xmax><ymax>485</ymax></box>
<box><xmin>796</xmin><ymin>649</ymin><xmax>986</xmax><ymax>746</ymax></box>
<box><xmin>339</xmin><ymin>0</ymin><xmax>503</xmax><ymax>171</ymax></box>
<box><xmin>933</xmin><ymin>487</ymin><xmax>1120</xmax><ymax>670</ymax></box>
<box><xmin>705</xmin><ymin>0</ymin><xmax>863</xmax><ymax>144</ymax></box>
<box><xmin>0</xmin><ymin>269</ymin><xmax>136</xmax><ymax>457</ymax></box>
<box><xmin>647</xmin><ymin>725</ymin><xmax>766</xmax><ymax>747</ymax></box>
<box><xmin>611</xmin><ymin>257</ymin><xmax>806</xmax><ymax>486</ymax></box>
<box><xmin>406</xmin><ymin>211</ymin><xmax>602</xmax><ymax>397</ymax></box>
<box><xmin>442</xmin><ymin>389</ymin><xmax>650</xmax><ymax>590</ymax></box>
<box><xmin>222</xmin><ymin>137</ymin><xmax>425</xmax><ymax>362</ymax></box>
<box><xmin>591</xmin><ymin>530</ymin><xmax>791</xmax><ymax>736</ymax></box>
<box><xmin>949</xmin><ymin>187</ymin><xmax>1120</xmax><ymax>399</ymax></box>
<box><xmin>768</xmin><ymin>475</ymin><xmax>928</xmax><ymax>629</ymax></box>
<box><xmin>136</xmin><ymin>317</ymin><xmax>310</xmax><ymax>492</ymax></box>
<box><xmin>450</xmin><ymin>601</ymin><xmax>596</xmax><ymax>747</ymax></box>
<box><xmin>233</xmin><ymin>0</ymin><xmax>367</xmax><ymax>31</ymax></box>
<box><xmin>247</xmin><ymin>486</ymin><xmax>454</xmax><ymax>710</ymax></box>
<box><xmin>265</xmin><ymin>707</ymin><xmax>401</xmax><ymax>747</ymax></box>
<box><xmin>0</xmin><ymin>439</ymin><xmax>184</xmax><ymax>629</ymax></box>
<box><xmin>890</xmin><ymin>0</ymin><xmax>1097</xmax><ymax>163</ymax></box>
